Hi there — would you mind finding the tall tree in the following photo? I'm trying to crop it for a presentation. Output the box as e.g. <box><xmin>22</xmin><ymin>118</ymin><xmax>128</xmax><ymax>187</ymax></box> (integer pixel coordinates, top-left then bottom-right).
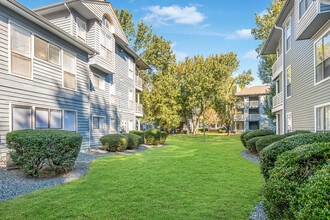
<box><xmin>114</xmin><ymin>9</ymin><xmax>136</xmax><ymax>43</ymax></box>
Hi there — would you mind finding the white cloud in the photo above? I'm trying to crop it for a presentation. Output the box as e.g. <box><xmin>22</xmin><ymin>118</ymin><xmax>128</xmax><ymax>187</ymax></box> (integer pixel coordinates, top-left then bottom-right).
<box><xmin>143</xmin><ymin>5</ymin><xmax>206</xmax><ymax>25</ymax></box>
<box><xmin>175</xmin><ymin>51</ymin><xmax>189</xmax><ymax>61</ymax></box>
<box><xmin>243</xmin><ymin>50</ymin><xmax>258</xmax><ymax>60</ymax></box>
<box><xmin>258</xmin><ymin>10</ymin><xmax>267</xmax><ymax>17</ymax></box>
<box><xmin>226</xmin><ymin>29</ymin><xmax>252</xmax><ymax>40</ymax></box>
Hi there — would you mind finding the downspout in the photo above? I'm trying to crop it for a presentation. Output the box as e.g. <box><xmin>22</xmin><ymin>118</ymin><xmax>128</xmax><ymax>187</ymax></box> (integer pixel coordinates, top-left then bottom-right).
<box><xmin>274</xmin><ymin>24</ymin><xmax>287</xmax><ymax>134</ymax></box>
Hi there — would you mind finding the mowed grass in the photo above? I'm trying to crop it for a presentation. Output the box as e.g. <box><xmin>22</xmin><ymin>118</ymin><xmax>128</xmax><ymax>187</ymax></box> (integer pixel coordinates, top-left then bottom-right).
<box><xmin>0</xmin><ymin>134</ymin><xmax>263</xmax><ymax>220</ymax></box>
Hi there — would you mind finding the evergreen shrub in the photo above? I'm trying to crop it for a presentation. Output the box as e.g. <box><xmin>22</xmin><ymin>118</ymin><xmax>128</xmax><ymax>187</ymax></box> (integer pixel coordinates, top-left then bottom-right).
<box><xmin>100</xmin><ymin>134</ymin><xmax>128</xmax><ymax>152</ymax></box>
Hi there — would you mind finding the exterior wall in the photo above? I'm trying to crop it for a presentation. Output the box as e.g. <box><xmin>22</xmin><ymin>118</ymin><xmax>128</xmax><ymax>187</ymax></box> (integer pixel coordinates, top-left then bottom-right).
<box><xmin>40</xmin><ymin>9</ymin><xmax>72</xmax><ymax>35</ymax></box>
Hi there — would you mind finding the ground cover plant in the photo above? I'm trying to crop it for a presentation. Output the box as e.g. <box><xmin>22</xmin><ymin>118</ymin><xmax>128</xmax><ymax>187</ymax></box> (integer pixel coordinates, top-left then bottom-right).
<box><xmin>0</xmin><ymin>134</ymin><xmax>263</xmax><ymax>220</ymax></box>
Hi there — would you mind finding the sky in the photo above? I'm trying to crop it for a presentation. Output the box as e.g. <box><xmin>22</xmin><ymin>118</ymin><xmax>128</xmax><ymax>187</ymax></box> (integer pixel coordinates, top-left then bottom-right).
<box><xmin>18</xmin><ymin>0</ymin><xmax>271</xmax><ymax>86</ymax></box>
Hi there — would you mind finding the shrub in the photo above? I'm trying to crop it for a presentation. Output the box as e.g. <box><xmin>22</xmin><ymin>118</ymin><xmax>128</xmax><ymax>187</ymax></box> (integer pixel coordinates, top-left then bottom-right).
<box><xmin>125</xmin><ymin>133</ymin><xmax>142</xmax><ymax>150</ymax></box>
<box><xmin>255</xmin><ymin>130</ymin><xmax>312</xmax><ymax>154</ymax></box>
<box><xmin>160</xmin><ymin>131</ymin><xmax>168</xmax><ymax>144</ymax></box>
<box><xmin>290</xmin><ymin>162</ymin><xmax>330</xmax><ymax>219</ymax></box>
<box><xmin>198</xmin><ymin>128</ymin><xmax>208</xmax><ymax>133</ymax></box>
<box><xmin>6</xmin><ymin>129</ymin><xmax>82</xmax><ymax>178</ymax></box>
<box><xmin>246</xmin><ymin>136</ymin><xmax>265</xmax><ymax>153</ymax></box>
<box><xmin>240</xmin><ymin>130</ymin><xmax>251</xmax><ymax>147</ymax></box>
<box><xmin>144</xmin><ymin>129</ymin><xmax>168</xmax><ymax>145</ymax></box>
<box><xmin>242</xmin><ymin>130</ymin><xmax>275</xmax><ymax>149</ymax></box>
<box><xmin>129</xmin><ymin>130</ymin><xmax>144</xmax><ymax>144</ymax></box>
<box><xmin>100</xmin><ymin>134</ymin><xmax>128</xmax><ymax>152</ymax></box>
<box><xmin>263</xmin><ymin>142</ymin><xmax>330</xmax><ymax>219</ymax></box>
<box><xmin>259</xmin><ymin>132</ymin><xmax>330</xmax><ymax>179</ymax></box>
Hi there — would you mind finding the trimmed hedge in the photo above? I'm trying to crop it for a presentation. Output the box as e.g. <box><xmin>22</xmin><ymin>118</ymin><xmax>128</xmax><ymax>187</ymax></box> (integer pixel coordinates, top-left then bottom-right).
<box><xmin>144</xmin><ymin>129</ymin><xmax>168</xmax><ymax>145</ymax></box>
<box><xmin>129</xmin><ymin>130</ymin><xmax>144</xmax><ymax>144</ymax></box>
<box><xmin>255</xmin><ymin>130</ymin><xmax>311</xmax><ymax>153</ymax></box>
<box><xmin>242</xmin><ymin>129</ymin><xmax>275</xmax><ymax>149</ymax></box>
<box><xmin>246</xmin><ymin>136</ymin><xmax>266</xmax><ymax>153</ymax></box>
<box><xmin>240</xmin><ymin>130</ymin><xmax>251</xmax><ymax>147</ymax></box>
<box><xmin>6</xmin><ymin>129</ymin><xmax>82</xmax><ymax>177</ymax></box>
<box><xmin>263</xmin><ymin>142</ymin><xmax>330</xmax><ymax>219</ymax></box>
<box><xmin>290</xmin><ymin>162</ymin><xmax>330</xmax><ymax>219</ymax></box>
<box><xmin>100</xmin><ymin>134</ymin><xmax>128</xmax><ymax>152</ymax></box>
<box><xmin>259</xmin><ymin>132</ymin><xmax>330</xmax><ymax>179</ymax></box>
<box><xmin>125</xmin><ymin>133</ymin><xmax>142</xmax><ymax>150</ymax></box>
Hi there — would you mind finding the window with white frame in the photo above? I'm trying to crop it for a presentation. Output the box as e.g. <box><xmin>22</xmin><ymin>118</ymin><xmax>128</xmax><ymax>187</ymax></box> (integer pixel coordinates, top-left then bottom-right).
<box><xmin>285</xmin><ymin>19</ymin><xmax>291</xmax><ymax>52</ymax></box>
<box><xmin>102</xmin><ymin>16</ymin><xmax>114</xmax><ymax>33</ymax></box>
<box><xmin>315</xmin><ymin>32</ymin><xmax>330</xmax><ymax>83</ymax></box>
<box><xmin>76</xmin><ymin>17</ymin><xmax>86</xmax><ymax>42</ymax></box>
<box><xmin>128</xmin><ymin>58</ymin><xmax>134</xmax><ymax>79</ymax></box>
<box><xmin>35</xmin><ymin>108</ymin><xmax>62</xmax><ymax>129</ymax></box>
<box><xmin>287</xmin><ymin>66</ymin><xmax>292</xmax><ymax>97</ymax></box>
<box><xmin>299</xmin><ymin>0</ymin><xmax>313</xmax><ymax>19</ymax></box>
<box><xmin>93</xmin><ymin>74</ymin><xmax>105</xmax><ymax>90</ymax></box>
<box><xmin>316</xmin><ymin>104</ymin><xmax>330</xmax><ymax>132</ymax></box>
<box><xmin>100</xmin><ymin>30</ymin><xmax>112</xmax><ymax>62</ymax></box>
<box><xmin>287</xmin><ymin>112</ymin><xmax>293</xmax><ymax>132</ymax></box>
<box><xmin>93</xmin><ymin>116</ymin><xmax>105</xmax><ymax>129</ymax></box>
<box><xmin>128</xmin><ymin>90</ymin><xmax>134</xmax><ymax>110</ymax></box>
<box><xmin>63</xmin><ymin>51</ymin><xmax>76</xmax><ymax>90</ymax></box>
<box><xmin>120</xmin><ymin>120</ymin><xmax>127</xmax><ymax>133</ymax></box>
<box><xmin>34</xmin><ymin>36</ymin><xmax>60</xmax><ymax>65</ymax></box>
<box><xmin>12</xmin><ymin>105</ymin><xmax>32</xmax><ymax>130</ymax></box>
<box><xmin>11</xmin><ymin>24</ymin><xmax>31</xmax><ymax>78</ymax></box>
<box><xmin>63</xmin><ymin>110</ymin><xmax>76</xmax><ymax>131</ymax></box>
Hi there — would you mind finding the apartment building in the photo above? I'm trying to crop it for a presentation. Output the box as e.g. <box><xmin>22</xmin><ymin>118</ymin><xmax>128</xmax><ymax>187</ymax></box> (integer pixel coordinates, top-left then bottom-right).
<box><xmin>261</xmin><ymin>0</ymin><xmax>330</xmax><ymax>134</ymax></box>
<box><xmin>0</xmin><ymin>0</ymin><xmax>149</xmax><ymax>166</ymax></box>
<box><xmin>234</xmin><ymin>86</ymin><xmax>273</xmax><ymax>133</ymax></box>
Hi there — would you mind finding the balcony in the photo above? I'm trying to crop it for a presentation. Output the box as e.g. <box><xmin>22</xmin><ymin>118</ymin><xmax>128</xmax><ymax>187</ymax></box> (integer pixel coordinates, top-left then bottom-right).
<box><xmin>135</xmin><ymin>76</ymin><xmax>143</xmax><ymax>91</ymax></box>
<box><xmin>89</xmin><ymin>53</ymin><xmax>114</xmax><ymax>75</ymax></box>
<box><xmin>234</xmin><ymin>114</ymin><xmax>245</xmax><ymax>121</ymax></box>
<box><xmin>272</xmin><ymin>91</ymin><xmax>283</xmax><ymax>112</ymax></box>
<box><xmin>249</xmin><ymin>101</ymin><xmax>259</xmax><ymax>108</ymax></box>
<box><xmin>236</xmin><ymin>101</ymin><xmax>245</xmax><ymax>109</ymax></box>
<box><xmin>272</xmin><ymin>54</ymin><xmax>282</xmax><ymax>80</ymax></box>
<box><xmin>136</xmin><ymin>103</ymin><xmax>143</xmax><ymax>117</ymax></box>
<box><xmin>248</xmin><ymin>114</ymin><xmax>260</xmax><ymax>121</ymax></box>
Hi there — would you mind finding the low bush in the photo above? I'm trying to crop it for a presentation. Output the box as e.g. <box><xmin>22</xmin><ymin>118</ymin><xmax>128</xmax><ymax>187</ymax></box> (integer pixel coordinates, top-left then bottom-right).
<box><xmin>246</xmin><ymin>136</ymin><xmax>265</xmax><ymax>153</ymax></box>
<box><xmin>144</xmin><ymin>128</ymin><xmax>168</xmax><ymax>145</ymax></box>
<box><xmin>100</xmin><ymin>134</ymin><xmax>128</xmax><ymax>152</ymax></box>
<box><xmin>129</xmin><ymin>130</ymin><xmax>144</xmax><ymax>144</ymax></box>
<box><xmin>255</xmin><ymin>130</ymin><xmax>312</xmax><ymax>154</ymax></box>
<box><xmin>242</xmin><ymin>130</ymin><xmax>274</xmax><ymax>149</ymax></box>
<box><xmin>259</xmin><ymin>132</ymin><xmax>330</xmax><ymax>179</ymax></box>
<box><xmin>198</xmin><ymin>128</ymin><xmax>208</xmax><ymax>133</ymax></box>
<box><xmin>240</xmin><ymin>130</ymin><xmax>251</xmax><ymax>147</ymax></box>
<box><xmin>6</xmin><ymin>129</ymin><xmax>82</xmax><ymax>177</ymax></box>
<box><xmin>290</xmin><ymin>162</ymin><xmax>330</xmax><ymax>219</ymax></box>
<box><xmin>263</xmin><ymin>142</ymin><xmax>330</xmax><ymax>219</ymax></box>
<box><xmin>125</xmin><ymin>133</ymin><xmax>142</xmax><ymax>150</ymax></box>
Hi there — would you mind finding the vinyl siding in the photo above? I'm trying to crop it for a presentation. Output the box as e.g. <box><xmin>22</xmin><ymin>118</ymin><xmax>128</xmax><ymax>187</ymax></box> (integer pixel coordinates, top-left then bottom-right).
<box><xmin>296</xmin><ymin>3</ymin><xmax>318</xmax><ymax>40</ymax></box>
<box><xmin>40</xmin><ymin>10</ymin><xmax>72</xmax><ymax>35</ymax></box>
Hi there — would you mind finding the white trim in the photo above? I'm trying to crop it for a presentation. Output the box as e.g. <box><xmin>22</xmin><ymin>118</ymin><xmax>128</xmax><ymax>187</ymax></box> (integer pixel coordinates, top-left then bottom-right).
<box><xmin>62</xmin><ymin>49</ymin><xmax>77</xmax><ymax>91</ymax></box>
<box><xmin>286</xmin><ymin>65</ymin><xmax>292</xmax><ymax>98</ymax></box>
<box><xmin>92</xmin><ymin>115</ymin><xmax>106</xmax><ymax>130</ymax></box>
<box><xmin>314</xmin><ymin>102</ymin><xmax>330</xmax><ymax>132</ymax></box>
<box><xmin>76</xmin><ymin>17</ymin><xmax>86</xmax><ymax>42</ymax></box>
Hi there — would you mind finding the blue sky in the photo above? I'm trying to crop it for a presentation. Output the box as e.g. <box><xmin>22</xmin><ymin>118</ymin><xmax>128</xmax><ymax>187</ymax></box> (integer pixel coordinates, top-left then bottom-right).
<box><xmin>18</xmin><ymin>0</ymin><xmax>271</xmax><ymax>86</ymax></box>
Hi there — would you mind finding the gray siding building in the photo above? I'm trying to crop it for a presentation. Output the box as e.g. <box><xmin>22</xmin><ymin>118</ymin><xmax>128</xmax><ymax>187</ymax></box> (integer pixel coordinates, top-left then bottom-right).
<box><xmin>261</xmin><ymin>0</ymin><xmax>330</xmax><ymax>135</ymax></box>
<box><xmin>0</xmin><ymin>0</ymin><xmax>149</xmax><ymax>166</ymax></box>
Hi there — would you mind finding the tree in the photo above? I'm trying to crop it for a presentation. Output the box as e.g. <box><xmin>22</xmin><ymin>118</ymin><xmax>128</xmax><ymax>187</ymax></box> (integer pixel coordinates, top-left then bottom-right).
<box><xmin>114</xmin><ymin>9</ymin><xmax>136</xmax><ymax>43</ymax></box>
<box><xmin>204</xmin><ymin>108</ymin><xmax>219</xmax><ymax>130</ymax></box>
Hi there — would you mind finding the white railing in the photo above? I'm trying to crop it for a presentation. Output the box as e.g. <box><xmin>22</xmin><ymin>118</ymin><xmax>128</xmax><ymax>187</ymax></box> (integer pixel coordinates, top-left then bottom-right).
<box><xmin>272</xmin><ymin>54</ymin><xmax>282</xmax><ymax>80</ymax></box>
<box><xmin>249</xmin><ymin>101</ymin><xmax>259</xmax><ymax>108</ymax></box>
<box><xmin>236</xmin><ymin>102</ymin><xmax>245</xmax><ymax>109</ymax></box>
<box><xmin>135</xmin><ymin>76</ymin><xmax>143</xmax><ymax>88</ymax></box>
<box><xmin>248</xmin><ymin>114</ymin><xmax>260</xmax><ymax>121</ymax></box>
<box><xmin>234</xmin><ymin>114</ymin><xmax>245</xmax><ymax>121</ymax></box>
<box><xmin>136</xmin><ymin>103</ymin><xmax>143</xmax><ymax>114</ymax></box>
<box><xmin>272</xmin><ymin>92</ymin><xmax>283</xmax><ymax>109</ymax></box>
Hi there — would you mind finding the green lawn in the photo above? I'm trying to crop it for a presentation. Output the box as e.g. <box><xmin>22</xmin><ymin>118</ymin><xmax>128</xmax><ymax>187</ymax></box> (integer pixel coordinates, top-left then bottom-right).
<box><xmin>0</xmin><ymin>134</ymin><xmax>263</xmax><ymax>220</ymax></box>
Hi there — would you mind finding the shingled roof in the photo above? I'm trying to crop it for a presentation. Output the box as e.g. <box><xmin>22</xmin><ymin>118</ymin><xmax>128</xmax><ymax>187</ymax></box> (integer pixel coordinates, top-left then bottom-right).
<box><xmin>235</xmin><ymin>85</ymin><xmax>270</xmax><ymax>96</ymax></box>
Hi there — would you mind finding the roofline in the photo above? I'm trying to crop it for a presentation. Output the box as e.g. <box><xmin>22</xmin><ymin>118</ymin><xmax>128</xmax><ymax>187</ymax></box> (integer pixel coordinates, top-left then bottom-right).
<box><xmin>2</xmin><ymin>0</ymin><xmax>97</xmax><ymax>55</ymax></box>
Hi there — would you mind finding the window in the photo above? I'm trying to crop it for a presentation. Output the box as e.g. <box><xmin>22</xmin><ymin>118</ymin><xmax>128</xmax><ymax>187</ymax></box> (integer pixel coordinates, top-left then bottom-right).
<box><xmin>93</xmin><ymin>74</ymin><xmax>105</xmax><ymax>90</ymax></box>
<box><xmin>102</xmin><ymin>16</ymin><xmax>114</xmax><ymax>33</ymax></box>
<box><xmin>287</xmin><ymin>66</ymin><xmax>292</xmax><ymax>97</ymax></box>
<box><xmin>287</xmin><ymin>112</ymin><xmax>293</xmax><ymax>132</ymax></box>
<box><xmin>285</xmin><ymin>19</ymin><xmax>291</xmax><ymax>52</ymax></box>
<box><xmin>12</xmin><ymin>105</ymin><xmax>32</xmax><ymax>130</ymax></box>
<box><xmin>93</xmin><ymin>116</ymin><xmax>105</xmax><ymax>129</ymax></box>
<box><xmin>11</xmin><ymin>25</ymin><xmax>31</xmax><ymax>78</ymax></box>
<box><xmin>63</xmin><ymin>51</ymin><xmax>76</xmax><ymax>90</ymax></box>
<box><xmin>34</xmin><ymin>37</ymin><xmax>60</xmax><ymax>65</ymax></box>
<box><xmin>315</xmin><ymin>32</ymin><xmax>330</xmax><ymax>83</ymax></box>
<box><xmin>35</xmin><ymin>108</ymin><xmax>62</xmax><ymax>129</ymax></box>
<box><xmin>76</xmin><ymin>17</ymin><xmax>86</xmax><ymax>42</ymax></box>
<box><xmin>128</xmin><ymin>58</ymin><xmax>134</xmax><ymax>79</ymax></box>
<box><xmin>316</xmin><ymin>104</ymin><xmax>330</xmax><ymax>132</ymax></box>
<box><xmin>100</xmin><ymin>30</ymin><xmax>112</xmax><ymax>62</ymax></box>
<box><xmin>120</xmin><ymin>120</ymin><xmax>127</xmax><ymax>133</ymax></box>
<box><xmin>64</xmin><ymin>110</ymin><xmax>76</xmax><ymax>131</ymax></box>
<box><xmin>128</xmin><ymin>90</ymin><xmax>134</xmax><ymax>110</ymax></box>
<box><xmin>299</xmin><ymin>0</ymin><xmax>313</xmax><ymax>19</ymax></box>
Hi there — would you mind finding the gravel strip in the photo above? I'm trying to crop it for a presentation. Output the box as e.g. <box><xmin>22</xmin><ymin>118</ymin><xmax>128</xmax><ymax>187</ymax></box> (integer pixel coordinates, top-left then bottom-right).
<box><xmin>0</xmin><ymin>145</ymin><xmax>159</xmax><ymax>202</ymax></box>
<box><xmin>241</xmin><ymin>149</ymin><xmax>267</xmax><ymax>220</ymax></box>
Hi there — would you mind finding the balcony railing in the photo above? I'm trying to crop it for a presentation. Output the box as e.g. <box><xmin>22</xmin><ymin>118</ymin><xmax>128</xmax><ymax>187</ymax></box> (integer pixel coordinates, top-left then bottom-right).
<box><xmin>135</xmin><ymin>76</ymin><xmax>143</xmax><ymax>90</ymax></box>
<box><xmin>272</xmin><ymin>92</ymin><xmax>283</xmax><ymax>110</ymax></box>
<box><xmin>248</xmin><ymin>114</ymin><xmax>260</xmax><ymax>121</ymax></box>
<box><xmin>136</xmin><ymin>103</ymin><xmax>143</xmax><ymax>115</ymax></box>
<box><xmin>234</xmin><ymin>114</ymin><xmax>245</xmax><ymax>121</ymax></box>
<box><xmin>236</xmin><ymin>101</ymin><xmax>245</xmax><ymax>109</ymax></box>
<box><xmin>249</xmin><ymin>101</ymin><xmax>259</xmax><ymax>108</ymax></box>
<box><xmin>272</xmin><ymin>54</ymin><xmax>282</xmax><ymax>80</ymax></box>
